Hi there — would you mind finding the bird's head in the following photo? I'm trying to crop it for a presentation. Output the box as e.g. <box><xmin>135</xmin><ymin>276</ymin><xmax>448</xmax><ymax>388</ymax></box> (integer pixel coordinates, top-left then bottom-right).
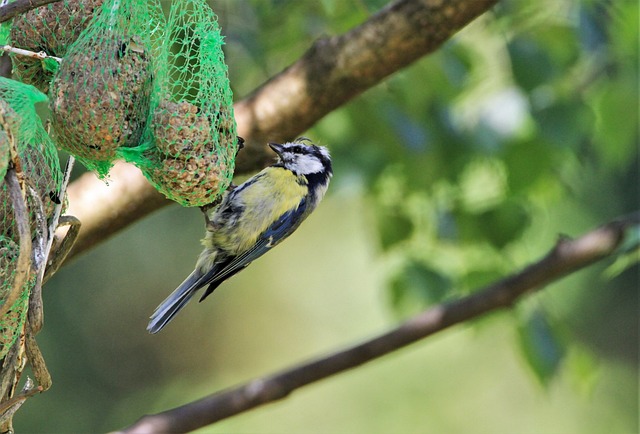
<box><xmin>269</xmin><ymin>138</ymin><xmax>332</xmax><ymax>178</ymax></box>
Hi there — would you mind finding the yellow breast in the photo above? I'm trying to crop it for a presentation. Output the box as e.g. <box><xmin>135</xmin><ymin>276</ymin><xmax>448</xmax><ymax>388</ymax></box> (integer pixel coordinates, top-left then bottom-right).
<box><xmin>210</xmin><ymin>167</ymin><xmax>307</xmax><ymax>255</ymax></box>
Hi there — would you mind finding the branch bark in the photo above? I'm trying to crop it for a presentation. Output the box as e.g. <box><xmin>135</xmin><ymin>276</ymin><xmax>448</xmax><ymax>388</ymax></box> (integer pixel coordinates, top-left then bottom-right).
<box><xmin>116</xmin><ymin>213</ymin><xmax>639</xmax><ymax>434</ymax></box>
<box><xmin>65</xmin><ymin>0</ymin><xmax>498</xmax><ymax>260</ymax></box>
<box><xmin>0</xmin><ymin>0</ymin><xmax>60</xmax><ymax>23</ymax></box>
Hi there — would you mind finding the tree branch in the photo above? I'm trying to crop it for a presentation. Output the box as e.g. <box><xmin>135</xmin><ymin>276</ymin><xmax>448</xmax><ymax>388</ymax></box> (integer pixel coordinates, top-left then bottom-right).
<box><xmin>65</xmin><ymin>0</ymin><xmax>498</xmax><ymax>260</ymax></box>
<box><xmin>0</xmin><ymin>0</ymin><xmax>61</xmax><ymax>23</ymax></box>
<box><xmin>116</xmin><ymin>213</ymin><xmax>639</xmax><ymax>434</ymax></box>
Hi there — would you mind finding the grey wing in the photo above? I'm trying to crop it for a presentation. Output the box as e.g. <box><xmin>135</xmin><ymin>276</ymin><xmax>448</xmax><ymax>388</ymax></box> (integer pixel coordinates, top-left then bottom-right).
<box><xmin>198</xmin><ymin>197</ymin><xmax>309</xmax><ymax>301</ymax></box>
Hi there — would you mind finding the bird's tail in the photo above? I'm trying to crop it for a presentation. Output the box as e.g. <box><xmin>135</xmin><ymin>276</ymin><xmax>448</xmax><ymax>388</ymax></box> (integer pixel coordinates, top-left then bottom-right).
<box><xmin>147</xmin><ymin>271</ymin><xmax>203</xmax><ymax>334</ymax></box>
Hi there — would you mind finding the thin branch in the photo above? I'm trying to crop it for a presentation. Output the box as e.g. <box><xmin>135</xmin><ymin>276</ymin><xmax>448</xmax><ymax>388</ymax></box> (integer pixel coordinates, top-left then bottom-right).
<box><xmin>0</xmin><ymin>0</ymin><xmax>61</xmax><ymax>24</ymax></box>
<box><xmin>37</xmin><ymin>156</ymin><xmax>74</xmax><ymax>287</ymax></box>
<box><xmin>117</xmin><ymin>213</ymin><xmax>639</xmax><ymax>434</ymax></box>
<box><xmin>25</xmin><ymin>183</ymin><xmax>45</xmax><ymax>333</ymax></box>
<box><xmin>42</xmin><ymin>215</ymin><xmax>81</xmax><ymax>284</ymax></box>
<box><xmin>0</xmin><ymin>378</ymin><xmax>42</xmax><ymax>419</ymax></box>
<box><xmin>24</xmin><ymin>322</ymin><xmax>51</xmax><ymax>391</ymax></box>
<box><xmin>65</xmin><ymin>0</ymin><xmax>498</xmax><ymax>260</ymax></box>
<box><xmin>0</xmin><ymin>45</ymin><xmax>62</xmax><ymax>63</ymax></box>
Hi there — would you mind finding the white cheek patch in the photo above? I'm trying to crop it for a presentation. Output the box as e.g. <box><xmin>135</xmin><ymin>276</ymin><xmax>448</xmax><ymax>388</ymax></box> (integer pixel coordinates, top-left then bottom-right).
<box><xmin>294</xmin><ymin>154</ymin><xmax>324</xmax><ymax>174</ymax></box>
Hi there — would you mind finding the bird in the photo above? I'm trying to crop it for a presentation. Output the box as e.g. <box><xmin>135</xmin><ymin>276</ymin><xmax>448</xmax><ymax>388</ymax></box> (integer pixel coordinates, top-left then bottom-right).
<box><xmin>147</xmin><ymin>138</ymin><xmax>332</xmax><ymax>333</ymax></box>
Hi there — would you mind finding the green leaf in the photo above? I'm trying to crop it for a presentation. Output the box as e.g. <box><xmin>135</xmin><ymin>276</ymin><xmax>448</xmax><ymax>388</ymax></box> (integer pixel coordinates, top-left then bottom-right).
<box><xmin>590</xmin><ymin>77</ymin><xmax>639</xmax><ymax>169</ymax></box>
<box><xmin>604</xmin><ymin>223</ymin><xmax>640</xmax><ymax>278</ymax></box>
<box><xmin>476</xmin><ymin>200</ymin><xmax>531</xmax><ymax>248</ymax></box>
<box><xmin>617</xmin><ymin>222</ymin><xmax>640</xmax><ymax>255</ymax></box>
<box><xmin>507</xmin><ymin>37</ymin><xmax>555</xmax><ymax>92</ymax></box>
<box><xmin>441</xmin><ymin>43</ymin><xmax>474</xmax><ymax>87</ymax></box>
<box><xmin>376</xmin><ymin>206</ymin><xmax>414</xmax><ymax>250</ymax></box>
<box><xmin>320</xmin><ymin>0</ymin><xmax>337</xmax><ymax>14</ymax></box>
<box><xmin>536</xmin><ymin>25</ymin><xmax>580</xmax><ymax>69</ymax></box>
<box><xmin>517</xmin><ymin>308</ymin><xmax>566</xmax><ymax>386</ymax></box>
<box><xmin>458</xmin><ymin>158</ymin><xmax>508</xmax><ymax>213</ymax></box>
<box><xmin>389</xmin><ymin>261</ymin><xmax>452</xmax><ymax>314</ymax></box>
<box><xmin>609</xmin><ymin>0</ymin><xmax>639</xmax><ymax>60</ymax></box>
<box><xmin>503</xmin><ymin>139</ymin><xmax>555</xmax><ymax>194</ymax></box>
<box><xmin>566</xmin><ymin>345</ymin><xmax>600</xmax><ymax>397</ymax></box>
<box><xmin>533</xmin><ymin>101</ymin><xmax>593</xmax><ymax>150</ymax></box>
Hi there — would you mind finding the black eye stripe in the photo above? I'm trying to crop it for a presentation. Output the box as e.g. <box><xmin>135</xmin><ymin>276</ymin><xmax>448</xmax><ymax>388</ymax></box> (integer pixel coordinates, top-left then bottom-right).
<box><xmin>281</xmin><ymin>144</ymin><xmax>331</xmax><ymax>169</ymax></box>
<box><xmin>283</xmin><ymin>144</ymin><xmax>322</xmax><ymax>155</ymax></box>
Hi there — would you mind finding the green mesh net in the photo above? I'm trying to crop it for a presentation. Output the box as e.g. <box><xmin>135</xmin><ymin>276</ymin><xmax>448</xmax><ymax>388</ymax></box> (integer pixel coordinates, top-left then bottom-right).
<box><xmin>0</xmin><ymin>78</ymin><xmax>62</xmax><ymax>240</ymax></box>
<box><xmin>48</xmin><ymin>0</ymin><xmax>163</xmax><ymax>176</ymax></box>
<box><xmin>0</xmin><ymin>0</ymin><xmax>237</xmax><ymax>360</ymax></box>
<box><xmin>0</xmin><ymin>284</ymin><xmax>31</xmax><ymax>361</ymax></box>
<box><xmin>40</xmin><ymin>0</ymin><xmax>237</xmax><ymax>206</ymax></box>
<box><xmin>9</xmin><ymin>0</ymin><xmax>104</xmax><ymax>93</ymax></box>
<box><xmin>0</xmin><ymin>235</ymin><xmax>30</xmax><ymax>360</ymax></box>
<box><xmin>122</xmin><ymin>1</ymin><xmax>238</xmax><ymax>206</ymax></box>
<box><xmin>0</xmin><ymin>78</ymin><xmax>62</xmax><ymax>358</ymax></box>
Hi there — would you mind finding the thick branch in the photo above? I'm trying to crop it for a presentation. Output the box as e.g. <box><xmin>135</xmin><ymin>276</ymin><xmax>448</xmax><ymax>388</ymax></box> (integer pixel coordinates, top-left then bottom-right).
<box><xmin>0</xmin><ymin>0</ymin><xmax>60</xmax><ymax>23</ymax></box>
<box><xmin>117</xmin><ymin>213</ymin><xmax>639</xmax><ymax>434</ymax></box>
<box><xmin>65</xmin><ymin>163</ymin><xmax>168</xmax><ymax>258</ymax></box>
<box><xmin>66</xmin><ymin>0</ymin><xmax>498</xmax><ymax>260</ymax></box>
<box><xmin>233</xmin><ymin>0</ymin><xmax>498</xmax><ymax>171</ymax></box>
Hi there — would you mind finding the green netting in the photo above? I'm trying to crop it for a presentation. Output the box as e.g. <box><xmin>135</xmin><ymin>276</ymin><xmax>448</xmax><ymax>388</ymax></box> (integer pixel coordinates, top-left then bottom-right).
<box><xmin>0</xmin><ymin>78</ymin><xmax>61</xmax><ymax>359</ymax></box>
<box><xmin>0</xmin><ymin>78</ymin><xmax>62</xmax><ymax>241</ymax></box>
<box><xmin>0</xmin><ymin>19</ymin><xmax>10</xmax><ymax>46</ymax></box>
<box><xmin>48</xmin><ymin>0</ymin><xmax>163</xmax><ymax>176</ymax></box>
<box><xmin>13</xmin><ymin>0</ymin><xmax>236</xmax><ymax>206</ymax></box>
<box><xmin>121</xmin><ymin>1</ymin><xmax>238</xmax><ymax>206</ymax></box>
<box><xmin>0</xmin><ymin>236</ymin><xmax>29</xmax><ymax>360</ymax></box>
<box><xmin>9</xmin><ymin>0</ymin><xmax>104</xmax><ymax>92</ymax></box>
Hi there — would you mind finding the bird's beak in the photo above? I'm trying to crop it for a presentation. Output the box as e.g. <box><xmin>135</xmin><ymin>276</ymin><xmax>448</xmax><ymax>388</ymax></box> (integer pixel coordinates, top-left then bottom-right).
<box><xmin>268</xmin><ymin>142</ymin><xmax>284</xmax><ymax>156</ymax></box>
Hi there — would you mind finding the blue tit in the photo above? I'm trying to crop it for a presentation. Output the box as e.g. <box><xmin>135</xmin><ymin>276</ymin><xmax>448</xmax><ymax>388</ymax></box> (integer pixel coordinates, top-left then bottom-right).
<box><xmin>147</xmin><ymin>138</ymin><xmax>332</xmax><ymax>333</ymax></box>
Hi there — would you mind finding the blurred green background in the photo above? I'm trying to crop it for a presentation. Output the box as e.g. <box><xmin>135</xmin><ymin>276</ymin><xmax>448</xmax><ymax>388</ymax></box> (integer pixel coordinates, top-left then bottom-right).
<box><xmin>16</xmin><ymin>0</ymin><xmax>639</xmax><ymax>432</ymax></box>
